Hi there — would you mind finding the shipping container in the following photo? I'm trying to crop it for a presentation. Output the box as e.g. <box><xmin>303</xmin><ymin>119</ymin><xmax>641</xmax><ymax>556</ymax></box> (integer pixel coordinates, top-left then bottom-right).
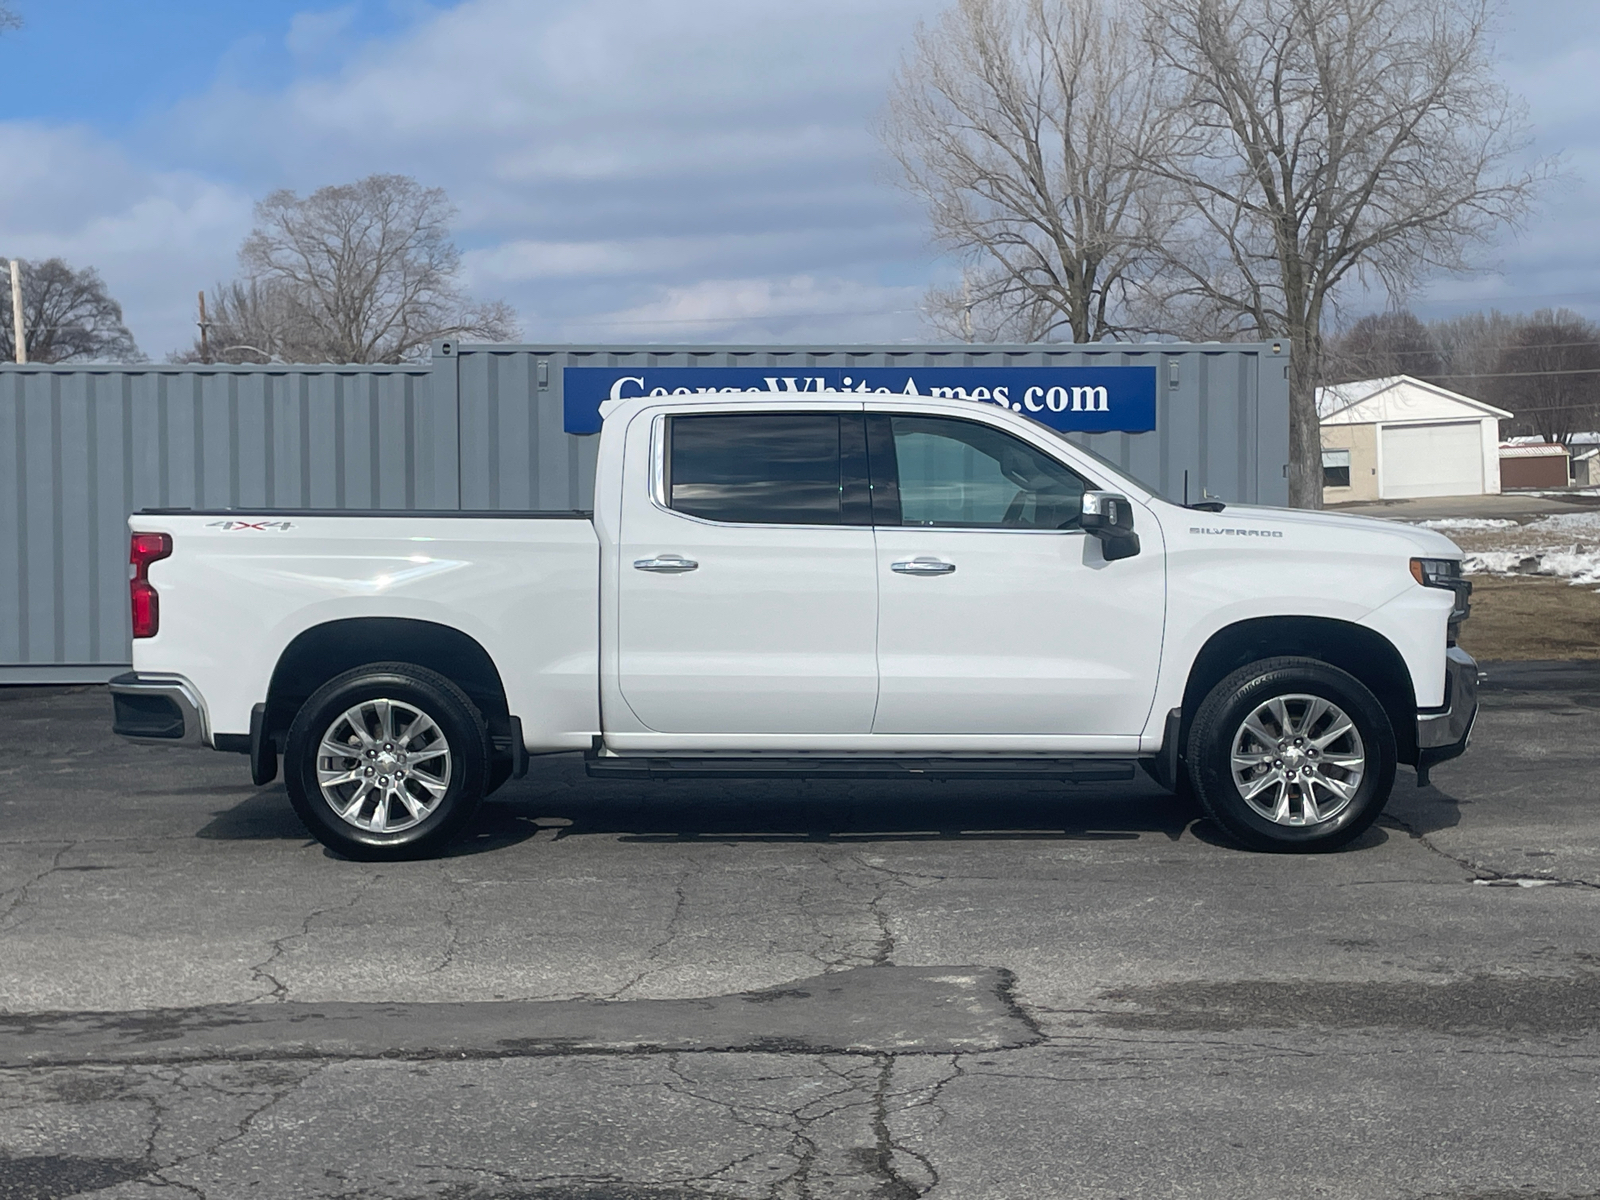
<box><xmin>0</xmin><ymin>340</ymin><xmax>1288</xmax><ymax>680</ymax></box>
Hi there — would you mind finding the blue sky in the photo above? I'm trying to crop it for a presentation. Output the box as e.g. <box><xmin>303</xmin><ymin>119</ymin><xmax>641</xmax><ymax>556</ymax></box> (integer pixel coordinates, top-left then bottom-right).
<box><xmin>0</xmin><ymin>0</ymin><xmax>1596</xmax><ymax>358</ymax></box>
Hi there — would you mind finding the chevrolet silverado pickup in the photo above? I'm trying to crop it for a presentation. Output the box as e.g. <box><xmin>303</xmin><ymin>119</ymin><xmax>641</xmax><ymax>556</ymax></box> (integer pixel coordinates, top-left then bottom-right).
<box><xmin>111</xmin><ymin>390</ymin><xmax>1478</xmax><ymax>859</ymax></box>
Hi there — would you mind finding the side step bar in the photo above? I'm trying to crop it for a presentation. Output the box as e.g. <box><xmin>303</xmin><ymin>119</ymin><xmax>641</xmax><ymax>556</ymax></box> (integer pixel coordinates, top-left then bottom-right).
<box><xmin>585</xmin><ymin>753</ymin><xmax>1136</xmax><ymax>783</ymax></box>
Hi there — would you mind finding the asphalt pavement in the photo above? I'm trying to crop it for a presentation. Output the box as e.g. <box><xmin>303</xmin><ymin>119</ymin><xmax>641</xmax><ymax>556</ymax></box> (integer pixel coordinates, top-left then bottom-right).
<box><xmin>2</xmin><ymin>667</ymin><xmax>1600</xmax><ymax>1199</ymax></box>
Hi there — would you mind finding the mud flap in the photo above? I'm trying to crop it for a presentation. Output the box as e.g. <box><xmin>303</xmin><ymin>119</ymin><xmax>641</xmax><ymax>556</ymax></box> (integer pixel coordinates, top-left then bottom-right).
<box><xmin>249</xmin><ymin>703</ymin><xmax>278</xmax><ymax>786</ymax></box>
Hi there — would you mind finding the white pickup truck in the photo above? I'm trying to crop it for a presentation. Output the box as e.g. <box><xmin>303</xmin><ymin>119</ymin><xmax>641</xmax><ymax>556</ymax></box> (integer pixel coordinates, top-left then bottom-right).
<box><xmin>111</xmin><ymin>390</ymin><xmax>1477</xmax><ymax>859</ymax></box>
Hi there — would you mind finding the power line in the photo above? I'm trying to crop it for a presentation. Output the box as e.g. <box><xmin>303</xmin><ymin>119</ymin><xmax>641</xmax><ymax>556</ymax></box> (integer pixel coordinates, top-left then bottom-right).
<box><xmin>1411</xmin><ymin>289</ymin><xmax>1600</xmax><ymax>307</ymax></box>
<box><xmin>1425</xmin><ymin>367</ymin><xmax>1600</xmax><ymax>381</ymax></box>
<box><xmin>1334</xmin><ymin>338</ymin><xmax>1600</xmax><ymax>357</ymax></box>
<box><xmin>1474</xmin><ymin>400</ymin><xmax>1600</xmax><ymax>416</ymax></box>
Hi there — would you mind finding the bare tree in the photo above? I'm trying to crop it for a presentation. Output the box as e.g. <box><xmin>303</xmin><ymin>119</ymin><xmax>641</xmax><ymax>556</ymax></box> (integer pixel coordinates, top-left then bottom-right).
<box><xmin>1142</xmin><ymin>0</ymin><xmax>1544</xmax><ymax>507</ymax></box>
<box><xmin>0</xmin><ymin>258</ymin><xmax>141</xmax><ymax>363</ymax></box>
<box><xmin>1427</xmin><ymin>308</ymin><xmax>1524</xmax><ymax>399</ymax></box>
<box><xmin>1324</xmin><ymin>310</ymin><xmax>1443</xmax><ymax>384</ymax></box>
<box><xmin>167</xmin><ymin>280</ymin><xmax>312</xmax><ymax>365</ymax></box>
<box><xmin>883</xmin><ymin>0</ymin><xmax>1177</xmax><ymax>343</ymax></box>
<box><xmin>176</xmin><ymin>175</ymin><xmax>518</xmax><ymax>364</ymax></box>
<box><xmin>0</xmin><ymin>3</ymin><xmax>20</xmax><ymax>33</ymax></box>
<box><xmin>1490</xmin><ymin>309</ymin><xmax>1600</xmax><ymax>446</ymax></box>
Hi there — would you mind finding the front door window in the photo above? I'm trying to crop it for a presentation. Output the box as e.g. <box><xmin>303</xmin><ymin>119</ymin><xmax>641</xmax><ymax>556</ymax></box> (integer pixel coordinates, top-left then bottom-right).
<box><xmin>869</xmin><ymin>415</ymin><xmax>1090</xmax><ymax>530</ymax></box>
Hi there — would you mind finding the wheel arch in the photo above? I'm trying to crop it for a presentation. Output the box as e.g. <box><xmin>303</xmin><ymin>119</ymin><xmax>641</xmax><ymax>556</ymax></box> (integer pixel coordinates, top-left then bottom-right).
<box><xmin>1180</xmin><ymin>617</ymin><xmax>1418</xmax><ymax>765</ymax></box>
<box><xmin>266</xmin><ymin>618</ymin><xmax>512</xmax><ymax>758</ymax></box>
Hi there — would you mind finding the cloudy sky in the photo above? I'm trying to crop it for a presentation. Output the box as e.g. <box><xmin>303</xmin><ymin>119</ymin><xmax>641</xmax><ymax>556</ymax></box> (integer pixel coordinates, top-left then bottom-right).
<box><xmin>0</xmin><ymin>0</ymin><xmax>1595</xmax><ymax>359</ymax></box>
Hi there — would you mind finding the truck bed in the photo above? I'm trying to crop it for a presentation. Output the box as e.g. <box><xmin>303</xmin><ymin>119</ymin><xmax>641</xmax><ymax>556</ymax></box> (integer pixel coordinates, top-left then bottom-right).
<box><xmin>127</xmin><ymin>509</ymin><xmax>602</xmax><ymax>750</ymax></box>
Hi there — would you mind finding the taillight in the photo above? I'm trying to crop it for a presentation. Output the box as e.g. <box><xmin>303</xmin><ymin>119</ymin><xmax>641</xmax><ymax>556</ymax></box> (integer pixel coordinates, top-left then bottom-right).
<box><xmin>130</xmin><ymin>532</ymin><xmax>172</xmax><ymax>639</ymax></box>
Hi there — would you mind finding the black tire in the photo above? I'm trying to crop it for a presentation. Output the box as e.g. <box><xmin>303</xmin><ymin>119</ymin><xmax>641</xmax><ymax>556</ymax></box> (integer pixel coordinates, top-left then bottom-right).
<box><xmin>284</xmin><ymin>662</ymin><xmax>489</xmax><ymax>860</ymax></box>
<box><xmin>1186</xmin><ymin>657</ymin><xmax>1396</xmax><ymax>853</ymax></box>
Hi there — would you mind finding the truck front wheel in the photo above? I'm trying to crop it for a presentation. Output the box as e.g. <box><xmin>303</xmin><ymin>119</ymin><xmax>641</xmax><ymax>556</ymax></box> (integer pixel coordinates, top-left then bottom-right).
<box><xmin>284</xmin><ymin>663</ymin><xmax>489</xmax><ymax>860</ymax></box>
<box><xmin>1186</xmin><ymin>657</ymin><xmax>1396</xmax><ymax>853</ymax></box>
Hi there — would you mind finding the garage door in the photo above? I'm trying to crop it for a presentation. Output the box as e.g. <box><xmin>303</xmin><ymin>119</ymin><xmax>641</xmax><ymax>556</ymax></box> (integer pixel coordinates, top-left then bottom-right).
<box><xmin>1380</xmin><ymin>422</ymin><xmax>1484</xmax><ymax>499</ymax></box>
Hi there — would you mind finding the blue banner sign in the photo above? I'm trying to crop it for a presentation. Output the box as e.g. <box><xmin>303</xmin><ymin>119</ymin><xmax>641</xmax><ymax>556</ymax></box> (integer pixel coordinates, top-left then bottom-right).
<box><xmin>562</xmin><ymin>365</ymin><xmax>1157</xmax><ymax>435</ymax></box>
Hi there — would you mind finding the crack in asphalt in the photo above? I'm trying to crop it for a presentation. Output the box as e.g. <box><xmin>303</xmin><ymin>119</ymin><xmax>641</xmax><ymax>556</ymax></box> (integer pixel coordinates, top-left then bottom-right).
<box><xmin>792</xmin><ymin>851</ymin><xmax>909</xmax><ymax>973</ymax></box>
<box><xmin>428</xmin><ymin>872</ymin><xmax>468</xmax><ymax>977</ymax></box>
<box><xmin>245</xmin><ymin>875</ymin><xmax>383</xmax><ymax>1003</ymax></box>
<box><xmin>660</xmin><ymin>1050</ymin><xmax>928</xmax><ymax>1199</ymax></box>
<box><xmin>852</xmin><ymin>857</ymin><xmax>900</xmax><ymax>970</ymax></box>
<box><xmin>606</xmin><ymin>865</ymin><xmax>695</xmax><ymax>1001</ymax></box>
<box><xmin>141</xmin><ymin>1061</ymin><xmax>329</xmax><ymax>1197</ymax></box>
<box><xmin>667</xmin><ymin>1052</ymin><xmax>831</xmax><ymax>1198</ymax></box>
<box><xmin>861</xmin><ymin>1055</ymin><xmax>936</xmax><ymax>1198</ymax></box>
<box><xmin>0</xmin><ymin>841</ymin><xmax>76</xmax><ymax>933</ymax></box>
<box><xmin>1380</xmin><ymin>813</ymin><xmax>1600</xmax><ymax>892</ymax></box>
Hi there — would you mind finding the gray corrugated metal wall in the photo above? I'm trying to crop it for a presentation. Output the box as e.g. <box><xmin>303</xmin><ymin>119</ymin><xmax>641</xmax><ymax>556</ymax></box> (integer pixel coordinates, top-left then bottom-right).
<box><xmin>1</xmin><ymin>340</ymin><xmax>1287</xmax><ymax>681</ymax></box>
<box><xmin>0</xmin><ymin>363</ymin><xmax>446</xmax><ymax>682</ymax></box>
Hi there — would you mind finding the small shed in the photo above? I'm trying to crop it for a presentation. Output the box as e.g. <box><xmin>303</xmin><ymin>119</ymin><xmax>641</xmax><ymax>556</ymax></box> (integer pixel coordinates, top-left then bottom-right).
<box><xmin>1499</xmin><ymin>443</ymin><xmax>1571</xmax><ymax>489</ymax></box>
<box><xmin>1575</xmin><ymin>448</ymin><xmax>1600</xmax><ymax>488</ymax></box>
<box><xmin>1318</xmin><ymin>375</ymin><xmax>1511</xmax><ymax>502</ymax></box>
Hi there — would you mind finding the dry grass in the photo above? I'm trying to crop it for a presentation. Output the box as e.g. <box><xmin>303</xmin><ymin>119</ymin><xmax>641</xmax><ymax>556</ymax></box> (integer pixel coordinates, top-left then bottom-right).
<box><xmin>1456</xmin><ymin>575</ymin><xmax>1600</xmax><ymax>661</ymax></box>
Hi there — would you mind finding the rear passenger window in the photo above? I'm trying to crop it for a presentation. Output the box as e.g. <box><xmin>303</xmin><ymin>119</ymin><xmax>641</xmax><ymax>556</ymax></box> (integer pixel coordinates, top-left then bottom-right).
<box><xmin>668</xmin><ymin>413</ymin><xmax>853</xmax><ymax>525</ymax></box>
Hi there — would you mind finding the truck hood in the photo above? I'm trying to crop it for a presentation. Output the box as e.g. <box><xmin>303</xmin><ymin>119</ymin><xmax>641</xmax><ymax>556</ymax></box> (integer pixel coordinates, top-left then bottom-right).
<box><xmin>1168</xmin><ymin>502</ymin><xmax>1463</xmax><ymax>558</ymax></box>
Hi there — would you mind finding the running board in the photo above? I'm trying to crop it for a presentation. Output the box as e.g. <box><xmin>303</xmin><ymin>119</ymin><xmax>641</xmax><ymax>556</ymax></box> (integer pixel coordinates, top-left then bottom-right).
<box><xmin>584</xmin><ymin>753</ymin><xmax>1136</xmax><ymax>783</ymax></box>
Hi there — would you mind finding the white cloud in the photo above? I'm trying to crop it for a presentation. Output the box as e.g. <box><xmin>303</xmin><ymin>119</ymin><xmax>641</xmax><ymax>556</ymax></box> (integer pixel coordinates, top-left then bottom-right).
<box><xmin>0</xmin><ymin>122</ymin><xmax>253</xmax><ymax>357</ymax></box>
<box><xmin>464</xmin><ymin>220</ymin><xmax>921</xmax><ymax>283</ymax></box>
<box><xmin>147</xmin><ymin>0</ymin><xmax>939</xmax><ymax>345</ymax></box>
<box><xmin>286</xmin><ymin>5</ymin><xmax>360</xmax><ymax>62</ymax></box>
<box><xmin>0</xmin><ymin>0</ymin><xmax>944</xmax><ymax>354</ymax></box>
<box><xmin>550</xmin><ymin>275</ymin><xmax>925</xmax><ymax>344</ymax></box>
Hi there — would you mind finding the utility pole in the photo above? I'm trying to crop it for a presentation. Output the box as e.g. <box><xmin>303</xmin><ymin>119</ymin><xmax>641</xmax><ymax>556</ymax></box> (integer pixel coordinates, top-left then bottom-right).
<box><xmin>961</xmin><ymin>271</ymin><xmax>973</xmax><ymax>342</ymax></box>
<box><xmin>197</xmin><ymin>290</ymin><xmax>211</xmax><ymax>364</ymax></box>
<box><xmin>8</xmin><ymin>259</ymin><xmax>24</xmax><ymax>363</ymax></box>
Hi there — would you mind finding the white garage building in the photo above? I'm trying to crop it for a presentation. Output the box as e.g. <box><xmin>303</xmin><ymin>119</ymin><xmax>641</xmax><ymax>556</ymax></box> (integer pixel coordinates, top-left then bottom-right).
<box><xmin>1317</xmin><ymin>375</ymin><xmax>1511</xmax><ymax>503</ymax></box>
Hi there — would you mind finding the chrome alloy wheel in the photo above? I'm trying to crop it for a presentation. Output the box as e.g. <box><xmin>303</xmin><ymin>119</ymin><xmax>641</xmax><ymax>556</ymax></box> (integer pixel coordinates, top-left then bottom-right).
<box><xmin>315</xmin><ymin>698</ymin><xmax>452</xmax><ymax>833</ymax></box>
<box><xmin>1230</xmin><ymin>693</ymin><xmax>1365</xmax><ymax>827</ymax></box>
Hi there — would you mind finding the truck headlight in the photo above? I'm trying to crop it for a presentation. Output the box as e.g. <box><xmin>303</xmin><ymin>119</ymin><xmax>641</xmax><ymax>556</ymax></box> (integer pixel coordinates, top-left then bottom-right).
<box><xmin>1411</xmin><ymin>557</ymin><xmax>1471</xmax><ymax>632</ymax></box>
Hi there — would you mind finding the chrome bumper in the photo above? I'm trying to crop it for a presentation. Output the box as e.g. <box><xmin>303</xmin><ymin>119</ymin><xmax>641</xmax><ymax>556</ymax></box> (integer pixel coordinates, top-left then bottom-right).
<box><xmin>109</xmin><ymin>673</ymin><xmax>209</xmax><ymax>747</ymax></box>
<box><xmin>1415</xmin><ymin>646</ymin><xmax>1479</xmax><ymax>786</ymax></box>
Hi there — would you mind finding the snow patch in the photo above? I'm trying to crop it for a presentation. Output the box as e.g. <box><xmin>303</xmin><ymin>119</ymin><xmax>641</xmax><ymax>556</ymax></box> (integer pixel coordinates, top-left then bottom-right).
<box><xmin>1462</xmin><ymin>547</ymin><xmax>1600</xmax><ymax>587</ymax></box>
<box><xmin>1526</xmin><ymin>512</ymin><xmax>1600</xmax><ymax>534</ymax></box>
<box><xmin>1411</xmin><ymin>518</ymin><xmax>1519</xmax><ymax>530</ymax></box>
<box><xmin>1450</xmin><ymin>510</ymin><xmax>1600</xmax><ymax>587</ymax></box>
<box><xmin>1463</xmin><ymin>551</ymin><xmax>1541</xmax><ymax>574</ymax></box>
<box><xmin>1473</xmin><ymin>877</ymin><xmax>1562</xmax><ymax>888</ymax></box>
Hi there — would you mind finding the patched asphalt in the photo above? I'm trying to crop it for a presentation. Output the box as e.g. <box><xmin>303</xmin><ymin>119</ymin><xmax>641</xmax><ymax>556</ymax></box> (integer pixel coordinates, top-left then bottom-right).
<box><xmin>2</xmin><ymin>665</ymin><xmax>1600</xmax><ymax>1198</ymax></box>
<box><xmin>0</xmin><ymin>966</ymin><xmax>1038</xmax><ymax>1069</ymax></box>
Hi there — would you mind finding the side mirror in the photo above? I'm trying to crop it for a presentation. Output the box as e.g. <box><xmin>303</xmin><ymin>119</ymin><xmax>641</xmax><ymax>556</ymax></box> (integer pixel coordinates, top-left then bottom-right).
<box><xmin>1080</xmin><ymin>491</ymin><xmax>1140</xmax><ymax>561</ymax></box>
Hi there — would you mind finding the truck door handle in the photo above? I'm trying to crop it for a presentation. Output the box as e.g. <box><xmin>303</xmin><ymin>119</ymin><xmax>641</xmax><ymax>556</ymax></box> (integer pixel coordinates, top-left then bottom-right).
<box><xmin>891</xmin><ymin>557</ymin><xmax>956</xmax><ymax>575</ymax></box>
<box><xmin>633</xmin><ymin>555</ymin><xmax>699</xmax><ymax>573</ymax></box>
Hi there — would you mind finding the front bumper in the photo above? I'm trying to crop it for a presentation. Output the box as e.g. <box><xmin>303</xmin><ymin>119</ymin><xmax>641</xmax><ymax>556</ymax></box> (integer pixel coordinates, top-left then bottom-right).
<box><xmin>109</xmin><ymin>673</ymin><xmax>209</xmax><ymax>747</ymax></box>
<box><xmin>1414</xmin><ymin>646</ymin><xmax>1479</xmax><ymax>786</ymax></box>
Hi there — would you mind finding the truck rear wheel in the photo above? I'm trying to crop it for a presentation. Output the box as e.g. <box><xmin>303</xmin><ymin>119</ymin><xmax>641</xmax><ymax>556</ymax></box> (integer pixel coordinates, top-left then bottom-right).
<box><xmin>284</xmin><ymin>662</ymin><xmax>489</xmax><ymax>860</ymax></box>
<box><xmin>1186</xmin><ymin>657</ymin><xmax>1395</xmax><ymax>853</ymax></box>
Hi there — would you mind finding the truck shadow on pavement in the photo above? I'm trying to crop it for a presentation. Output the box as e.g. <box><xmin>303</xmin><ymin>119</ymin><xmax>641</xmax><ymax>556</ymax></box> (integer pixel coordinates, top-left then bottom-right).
<box><xmin>1382</xmin><ymin>773</ymin><xmax>1466</xmax><ymax>840</ymax></box>
<box><xmin>194</xmin><ymin>759</ymin><xmax>1405</xmax><ymax>856</ymax></box>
